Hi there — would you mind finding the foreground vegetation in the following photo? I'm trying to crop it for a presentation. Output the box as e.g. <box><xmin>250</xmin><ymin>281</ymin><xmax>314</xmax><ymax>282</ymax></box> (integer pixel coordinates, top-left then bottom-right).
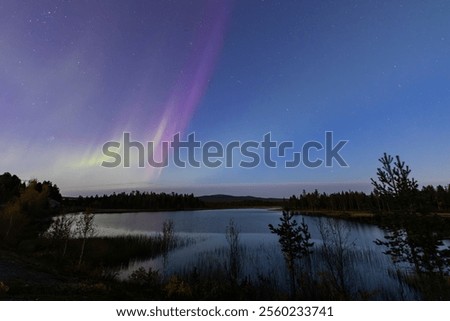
<box><xmin>1</xmin><ymin>153</ymin><xmax>450</xmax><ymax>300</ymax></box>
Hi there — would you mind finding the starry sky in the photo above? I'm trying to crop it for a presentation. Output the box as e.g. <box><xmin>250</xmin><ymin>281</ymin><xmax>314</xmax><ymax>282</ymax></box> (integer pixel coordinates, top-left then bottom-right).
<box><xmin>1</xmin><ymin>0</ymin><xmax>449</xmax><ymax>197</ymax></box>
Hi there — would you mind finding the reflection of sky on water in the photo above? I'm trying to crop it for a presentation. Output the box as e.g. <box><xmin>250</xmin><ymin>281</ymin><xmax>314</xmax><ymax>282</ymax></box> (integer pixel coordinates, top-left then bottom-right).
<box><xmin>69</xmin><ymin>209</ymin><xmax>419</xmax><ymax>299</ymax></box>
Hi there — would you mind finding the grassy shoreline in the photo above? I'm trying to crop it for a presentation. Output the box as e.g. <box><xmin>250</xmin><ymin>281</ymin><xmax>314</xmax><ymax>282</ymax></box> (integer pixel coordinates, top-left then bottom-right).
<box><xmin>3</xmin><ymin>208</ymin><xmax>450</xmax><ymax>300</ymax></box>
<box><xmin>296</xmin><ymin>209</ymin><xmax>450</xmax><ymax>219</ymax></box>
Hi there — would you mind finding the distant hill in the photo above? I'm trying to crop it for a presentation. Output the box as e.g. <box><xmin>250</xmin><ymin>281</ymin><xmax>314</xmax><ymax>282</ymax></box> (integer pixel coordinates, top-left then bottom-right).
<box><xmin>199</xmin><ymin>194</ymin><xmax>284</xmax><ymax>208</ymax></box>
<box><xmin>199</xmin><ymin>194</ymin><xmax>283</xmax><ymax>202</ymax></box>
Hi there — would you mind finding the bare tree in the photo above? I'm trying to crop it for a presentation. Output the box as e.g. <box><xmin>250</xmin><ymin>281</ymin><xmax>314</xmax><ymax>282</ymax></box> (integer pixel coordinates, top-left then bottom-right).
<box><xmin>317</xmin><ymin>218</ymin><xmax>354</xmax><ymax>298</ymax></box>
<box><xmin>162</xmin><ymin>219</ymin><xmax>175</xmax><ymax>253</ymax></box>
<box><xmin>160</xmin><ymin>218</ymin><xmax>175</xmax><ymax>275</ymax></box>
<box><xmin>76</xmin><ymin>212</ymin><xmax>96</xmax><ymax>268</ymax></box>
<box><xmin>226</xmin><ymin>218</ymin><xmax>241</xmax><ymax>282</ymax></box>
<box><xmin>46</xmin><ymin>215</ymin><xmax>75</xmax><ymax>258</ymax></box>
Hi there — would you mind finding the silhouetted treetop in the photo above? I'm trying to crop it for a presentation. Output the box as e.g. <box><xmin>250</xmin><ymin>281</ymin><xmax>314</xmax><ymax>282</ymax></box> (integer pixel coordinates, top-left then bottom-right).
<box><xmin>370</xmin><ymin>153</ymin><xmax>418</xmax><ymax>214</ymax></box>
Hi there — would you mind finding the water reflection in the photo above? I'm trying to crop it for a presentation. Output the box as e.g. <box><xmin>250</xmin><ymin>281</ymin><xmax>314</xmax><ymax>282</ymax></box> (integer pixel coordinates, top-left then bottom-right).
<box><xmin>77</xmin><ymin>208</ymin><xmax>418</xmax><ymax>299</ymax></box>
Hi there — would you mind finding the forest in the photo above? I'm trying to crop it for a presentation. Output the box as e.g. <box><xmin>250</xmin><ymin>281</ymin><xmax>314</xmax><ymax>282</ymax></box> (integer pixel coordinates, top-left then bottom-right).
<box><xmin>63</xmin><ymin>191</ymin><xmax>204</xmax><ymax>212</ymax></box>
<box><xmin>287</xmin><ymin>185</ymin><xmax>450</xmax><ymax>214</ymax></box>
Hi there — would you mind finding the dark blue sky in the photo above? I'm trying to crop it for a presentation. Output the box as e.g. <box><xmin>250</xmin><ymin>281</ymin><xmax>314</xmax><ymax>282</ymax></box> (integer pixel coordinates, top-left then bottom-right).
<box><xmin>1</xmin><ymin>0</ymin><xmax>449</xmax><ymax>196</ymax></box>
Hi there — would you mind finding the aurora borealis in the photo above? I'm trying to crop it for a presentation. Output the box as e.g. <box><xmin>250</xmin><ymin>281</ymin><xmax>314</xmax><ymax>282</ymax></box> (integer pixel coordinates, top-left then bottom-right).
<box><xmin>1</xmin><ymin>0</ymin><xmax>449</xmax><ymax>197</ymax></box>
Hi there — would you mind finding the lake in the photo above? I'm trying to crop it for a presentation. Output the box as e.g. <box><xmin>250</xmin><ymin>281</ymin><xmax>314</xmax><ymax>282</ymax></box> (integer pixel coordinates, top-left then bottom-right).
<box><xmin>79</xmin><ymin>208</ymin><xmax>419</xmax><ymax>299</ymax></box>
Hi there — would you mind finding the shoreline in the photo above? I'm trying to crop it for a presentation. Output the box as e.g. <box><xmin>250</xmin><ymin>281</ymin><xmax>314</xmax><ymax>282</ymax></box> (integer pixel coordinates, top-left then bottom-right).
<box><xmin>63</xmin><ymin>207</ymin><xmax>450</xmax><ymax>219</ymax></box>
<box><xmin>62</xmin><ymin>205</ymin><xmax>283</xmax><ymax>214</ymax></box>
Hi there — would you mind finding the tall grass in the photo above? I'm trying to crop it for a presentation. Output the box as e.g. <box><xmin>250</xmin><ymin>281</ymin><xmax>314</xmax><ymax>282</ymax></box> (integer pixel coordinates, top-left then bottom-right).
<box><xmin>39</xmin><ymin>233</ymin><xmax>192</xmax><ymax>272</ymax></box>
<box><xmin>124</xmin><ymin>239</ymin><xmax>420</xmax><ymax>300</ymax></box>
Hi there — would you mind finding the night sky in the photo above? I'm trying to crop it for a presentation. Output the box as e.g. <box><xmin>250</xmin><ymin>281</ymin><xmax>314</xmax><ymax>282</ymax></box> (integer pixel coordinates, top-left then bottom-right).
<box><xmin>1</xmin><ymin>0</ymin><xmax>449</xmax><ymax>197</ymax></box>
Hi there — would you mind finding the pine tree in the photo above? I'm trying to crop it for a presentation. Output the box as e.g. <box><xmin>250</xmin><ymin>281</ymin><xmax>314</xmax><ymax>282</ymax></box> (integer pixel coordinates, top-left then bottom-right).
<box><xmin>269</xmin><ymin>211</ymin><xmax>313</xmax><ymax>296</ymax></box>
<box><xmin>371</xmin><ymin>153</ymin><xmax>418</xmax><ymax>214</ymax></box>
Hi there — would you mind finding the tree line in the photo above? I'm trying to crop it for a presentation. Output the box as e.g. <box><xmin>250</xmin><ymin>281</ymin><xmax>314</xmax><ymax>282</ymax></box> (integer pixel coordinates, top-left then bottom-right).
<box><xmin>287</xmin><ymin>185</ymin><xmax>450</xmax><ymax>214</ymax></box>
<box><xmin>63</xmin><ymin>191</ymin><xmax>204</xmax><ymax>211</ymax></box>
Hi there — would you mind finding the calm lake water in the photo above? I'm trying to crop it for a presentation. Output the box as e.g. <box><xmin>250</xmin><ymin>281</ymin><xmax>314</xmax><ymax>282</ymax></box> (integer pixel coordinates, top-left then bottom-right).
<box><xmin>81</xmin><ymin>208</ymin><xmax>419</xmax><ymax>299</ymax></box>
